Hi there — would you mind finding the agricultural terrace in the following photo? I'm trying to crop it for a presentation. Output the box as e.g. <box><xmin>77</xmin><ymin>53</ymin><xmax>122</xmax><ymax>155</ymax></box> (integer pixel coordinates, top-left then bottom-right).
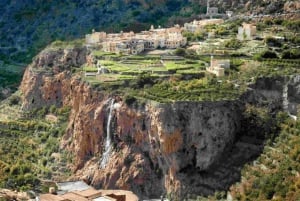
<box><xmin>74</xmin><ymin>18</ymin><xmax>300</xmax><ymax>103</ymax></box>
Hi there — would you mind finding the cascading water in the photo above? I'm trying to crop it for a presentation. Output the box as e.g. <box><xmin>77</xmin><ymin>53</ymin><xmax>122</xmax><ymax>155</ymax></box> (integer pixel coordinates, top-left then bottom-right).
<box><xmin>283</xmin><ymin>84</ymin><xmax>289</xmax><ymax>111</ymax></box>
<box><xmin>283</xmin><ymin>83</ymin><xmax>297</xmax><ymax>120</ymax></box>
<box><xmin>100</xmin><ymin>99</ymin><xmax>115</xmax><ymax>168</ymax></box>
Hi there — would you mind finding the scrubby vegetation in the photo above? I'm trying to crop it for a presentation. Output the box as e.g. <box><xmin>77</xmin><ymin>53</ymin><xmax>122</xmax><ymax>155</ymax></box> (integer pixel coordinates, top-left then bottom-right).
<box><xmin>131</xmin><ymin>76</ymin><xmax>241</xmax><ymax>103</ymax></box>
<box><xmin>186</xmin><ymin>111</ymin><xmax>300</xmax><ymax>201</ymax></box>
<box><xmin>0</xmin><ymin>105</ymin><xmax>72</xmax><ymax>192</ymax></box>
<box><xmin>254</xmin><ymin>50</ymin><xmax>278</xmax><ymax>59</ymax></box>
<box><xmin>230</xmin><ymin>116</ymin><xmax>300</xmax><ymax>200</ymax></box>
<box><xmin>182</xmin><ymin>31</ymin><xmax>205</xmax><ymax>42</ymax></box>
<box><xmin>49</xmin><ymin>39</ymin><xmax>85</xmax><ymax>49</ymax></box>
<box><xmin>1</xmin><ymin>7</ymin><xmax>300</xmax><ymax>199</ymax></box>
<box><xmin>282</xmin><ymin>49</ymin><xmax>300</xmax><ymax>59</ymax></box>
<box><xmin>224</xmin><ymin>38</ymin><xmax>243</xmax><ymax>49</ymax></box>
<box><xmin>0</xmin><ymin>68</ymin><xmax>24</xmax><ymax>100</ymax></box>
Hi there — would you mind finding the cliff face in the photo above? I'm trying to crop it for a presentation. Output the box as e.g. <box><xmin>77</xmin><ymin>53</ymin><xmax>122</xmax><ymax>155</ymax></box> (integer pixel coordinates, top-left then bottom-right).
<box><xmin>19</xmin><ymin>47</ymin><xmax>300</xmax><ymax>199</ymax></box>
<box><xmin>20</xmin><ymin>47</ymin><xmax>87</xmax><ymax>110</ymax></box>
<box><xmin>287</xmin><ymin>75</ymin><xmax>300</xmax><ymax>115</ymax></box>
<box><xmin>65</xmin><ymin>99</ymin><xmax>243</xmax><ymax>198</ymax></box>
<box><xmin>243</xmin><ymin>75</ymin><xmax>300</xmax><ymax>115</ymax></box>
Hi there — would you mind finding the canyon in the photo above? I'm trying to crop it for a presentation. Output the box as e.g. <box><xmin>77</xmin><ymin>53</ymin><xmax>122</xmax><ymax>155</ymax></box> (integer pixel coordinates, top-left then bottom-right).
<box><xmin>19</xmin><ymin>46</ymin><xmax>300</xmax><ymax>199</ymax></box>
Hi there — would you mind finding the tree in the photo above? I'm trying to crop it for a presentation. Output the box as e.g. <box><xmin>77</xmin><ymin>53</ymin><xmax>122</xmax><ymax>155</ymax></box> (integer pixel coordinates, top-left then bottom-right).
<box><xmin>8</xmin><ymin>95</ymin><xmax>20</xmax><ymax>106</ymax></box>
<box><xmin>255</xmin><ymin>50</ymin><xmax>278</xmax><ymax>60</ymax></box>
<box><xmin>265</xmin><ymin>37</ymin><xmax>282</xmax><ymax>47</ymax></box>
<box><xmin>136</xmin><ymin>72</ymin><xmax>154</xmax><ymax>88</ymax></box>
<box><xmin>174</xmin><ymin>48</ymin><xmax>186</xmax><ymax>56</ymax></box>
<box><xmin>225</xmin><ymin>38</ymin><xmax>242</xmax><ymax>49</ymax></box>
<box><xmin>282</xmin><ymin>49</ymin><xmax>300</xmax><ymax>59</ymax></box>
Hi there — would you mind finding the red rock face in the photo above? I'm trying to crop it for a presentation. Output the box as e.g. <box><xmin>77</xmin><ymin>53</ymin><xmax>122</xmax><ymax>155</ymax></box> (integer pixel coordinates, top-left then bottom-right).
<box><xmin>284</xmin><ymin>1</ymin><xmax>300</xmax><ymax>12</ymax></box>
<box><xmin>20</xmin><ymin>47</ymin><xmax>244</xmax><ymax>199</ymax></box>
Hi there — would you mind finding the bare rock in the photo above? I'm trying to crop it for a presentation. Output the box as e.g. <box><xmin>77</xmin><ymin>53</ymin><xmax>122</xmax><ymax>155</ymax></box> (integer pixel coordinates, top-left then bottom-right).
<box><xmin>0</xmin><ymin>189</ymin><xmax>30</xmax><ymax>201</ymax></box>
<box><xmin>284</xmin><ymin>0</ymin><xmax>300</xmax><ymax>12</ymax></box>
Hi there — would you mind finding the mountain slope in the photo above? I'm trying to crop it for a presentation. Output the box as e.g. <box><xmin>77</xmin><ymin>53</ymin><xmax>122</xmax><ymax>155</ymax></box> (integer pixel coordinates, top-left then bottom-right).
<box><xmin>0</xmin><ymin>0</ymin><xmax>296</xmax><ymax>64</ymax></box>
<box><xmin>0</xmin><ymin>0</ymin><xmax>194</xmax><ymax>63</ymax></box>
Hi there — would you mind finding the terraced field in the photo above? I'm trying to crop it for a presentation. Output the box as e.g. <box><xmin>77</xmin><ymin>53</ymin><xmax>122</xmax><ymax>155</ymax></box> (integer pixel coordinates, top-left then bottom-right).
<box><xmin>83</xmin><ymin>53</ymin><xmax>207</xmax><ymax>88</ymax></box>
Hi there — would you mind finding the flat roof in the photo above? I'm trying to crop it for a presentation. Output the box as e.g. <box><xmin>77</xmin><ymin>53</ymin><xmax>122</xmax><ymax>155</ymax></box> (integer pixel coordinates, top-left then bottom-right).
<box><xmin>57</xmin><ymin>181</ymin><xmax>90</xmax><ymax>193</ymax></box>
<box><xmin>61</xmin><ymin>192</ymin><xmax>89</xmax><ymax>201</ymax></box>
<box><xmin>98</xmin><ymin>190</ymin><xmax>138</xmax><ymax>201</ymax></box>
<box><xmin>39</xmin><ymin>194</ymin><xmax>69</xmax><ymax>201</ymax></box>
<box><xmin>73</xmin><ymin>189</ymin><xmax>102</xmax><ymax>198</ymax></box>
<box><xmin>93</xmin><ymin>196</ymin><xmax>117</xmax><ymax>201</ymax></box>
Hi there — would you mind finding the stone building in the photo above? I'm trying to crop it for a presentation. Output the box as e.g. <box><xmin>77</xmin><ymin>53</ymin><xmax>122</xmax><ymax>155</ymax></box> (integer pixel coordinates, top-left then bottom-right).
<box><xmin>184</xmin><ymin>19</ymin><xmax>224</xmax><ymax>33</ymax></box>
<box><xmin>206</xmin><ymin>56</ymin><xmax>230</xmax><ymax>77</ymax></box>
<box><xmin>206</xmin><ymin>0</ymin><xmax>218</xmax><ymax>17</ymax></box>
<box><xmin>207</xmin><ymin>7</ymin><xmax>218</xmax><ymax>16</ymax></box>
<box><xmin>38</xmin><ymin>181</ymin><xmax>138</xmax><ymax>201</ymax></box>
<box><xmin>86</xmin><ymin>31</ymin><xmax>107</xmax><ymax>44</ymax></box>
<box><xmin>85</xmin><ymin>25</ymin><xmax>186</xmax><ymax>55</ymax></box>
<box><xmin>237</xmin><ymin>23</ymin><xmax>257</xmax><ymax>40</ymax></box>
<box><xmin>226</xmin><ymin>10</ymin><xmax>233</xmax><ymax>18</ymax></box>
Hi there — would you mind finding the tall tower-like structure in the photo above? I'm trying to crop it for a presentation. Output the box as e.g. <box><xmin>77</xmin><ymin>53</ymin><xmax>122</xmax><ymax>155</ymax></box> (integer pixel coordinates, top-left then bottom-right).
<box><xmin>206</xmin><ymin>0</ymin><xmax>210</xmax><ymax>15</ymax></box>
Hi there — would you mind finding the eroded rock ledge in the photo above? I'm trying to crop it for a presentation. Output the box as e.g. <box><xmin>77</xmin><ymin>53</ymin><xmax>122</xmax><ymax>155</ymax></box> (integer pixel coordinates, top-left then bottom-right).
<box><xmin>19</xmin><ymin>47</ymin><xmax>300</xmax><ymax>199</ymax></box>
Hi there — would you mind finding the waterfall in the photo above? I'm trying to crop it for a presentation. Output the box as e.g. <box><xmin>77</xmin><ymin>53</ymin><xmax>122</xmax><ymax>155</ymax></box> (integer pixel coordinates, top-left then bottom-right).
<box><xmin>283</xmin><ymin>84</ymin><xmax>289</xmax><ymax>112</ymax></box>
<box><xmin>283</xmin><ymin>84</ymin><xmax>297</xmax><ymax>121</ymax></box>
<box><xmin>100</xmin><ymin>98</ymin><xmax>115</xmax><ymax>168</ymax></box>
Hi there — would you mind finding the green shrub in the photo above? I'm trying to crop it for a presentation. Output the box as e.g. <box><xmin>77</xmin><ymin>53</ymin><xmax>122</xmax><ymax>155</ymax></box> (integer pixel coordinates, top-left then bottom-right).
<box><xmin>255</xmin><ymin>50</ymin><xmax>278</xmax><ymax>60</ymax></box>
<box><xmin>282</xmin><ymin>49</ymin><xmax>300</xmax><ymax>59</ymax></box>
<box><xmin>49</xmin><ymin>105</ymin><xmax>57</xmax><ymax>114</ymax></box>
<box><xmin>8</xmin><ymin>95</ymin><xmax>21</xmax><ymax>106</ymax></box>
<box><xmin>182</xmin><ymin>31</ymin><xmax>205</xmax><ymax>41</ymax></box>
<box><xmin>225</xmin><ymin>38</ymin><xmax>242</xmax><ymax>49</ymax></box>
<box><xmin>136</xmin><ymin>72</ymin><xmax>154</xmax><ymax>88</ymax></box>
<box><xmin>174</xmin><ymin>48</ymin><xmax>186</xmax><ymax>56</ymax></box>
<box><xmin>42</xmin><ymin>158</ymin><xmax>48</xmax><ymax>166</ymax></box>
<box><xmin>265</xmin><ymin>37</ymin><xmax>282</xmax><ymax>47</ymax></box>
<box><xmin>283</xmin><ymin>20</ymin><xmax>300</xmax><ymax>33</ymax></box>
<box><xmin>124</xmin><ymin>95</ymin><xmax>137</xmax><ymax>106</ymax></box>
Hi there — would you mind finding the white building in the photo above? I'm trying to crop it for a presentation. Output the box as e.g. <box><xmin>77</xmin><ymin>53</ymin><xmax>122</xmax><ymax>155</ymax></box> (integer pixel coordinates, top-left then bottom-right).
<box><xmin>85</xmin><ymin>25</ymin><xmax>186</xmax><ymax>54</ymax></box>
<box><xmin>86</xmin><ymin>31</ymin><xmax>107</xmax><ymax>44</ymax></box>
<box><xmin>237</xmin><ymin>23</ymin><xmax>257</xmax><ymax>40</ymax></box>
<box><xmin>184</xmin><ymin>19</ymin><xmax>224</xmax><ymax>33</ymax></box>
<box><xmin>226</xmin><ymin>11</ymin><xmax>233</xmax><ymax>18</ymax></box>
<box><xmin>206</xmin><ymin>56</ymin><xmax>230</xmax><ymax>77</ymax></box>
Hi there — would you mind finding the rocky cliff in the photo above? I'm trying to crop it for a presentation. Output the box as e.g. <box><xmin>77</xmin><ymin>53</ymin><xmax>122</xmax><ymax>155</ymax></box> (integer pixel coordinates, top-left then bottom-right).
<box><xmin>20</xmin><ymin>47</ymin><xmax>87</xmax><ymax>110</ymax></box>
<box><xmin>242</xmin><ymin>75</ymin><xmax>300</xmax><ymax>116</ymax></box>
<box><xmin>19</xmin><ymin>47</ymin><xmax>300</xmax><ymax>199</ymax></box>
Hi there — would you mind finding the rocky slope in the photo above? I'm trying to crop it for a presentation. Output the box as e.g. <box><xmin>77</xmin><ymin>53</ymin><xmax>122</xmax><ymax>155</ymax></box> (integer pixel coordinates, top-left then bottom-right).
<box><xmin>19</xmin><ymin>46</ymin><xmax>300</xmax><ymax>199</ymax></box>
<box><xmin>20</xmin><ymin>46</ymin><xmax>243</xmax><ymax>198</ymax></box>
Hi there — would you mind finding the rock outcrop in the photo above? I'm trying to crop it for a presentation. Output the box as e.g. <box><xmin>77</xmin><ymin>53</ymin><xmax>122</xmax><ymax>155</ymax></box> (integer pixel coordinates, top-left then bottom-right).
<box><xmin>20</xmin><ymin>47</ymin><xmax>87</xmax><ymax>110</ymax></box>
<box><xmin>65</xmin><ymin>98</ymin><xmax>243</xmax><ymax>199</ymax></box>
<box><xmin>19</xmin><ymin>47</ymin><xmax>300</xmax><ymax>199</ymax></box>
<box><xmin>284</xmin><ymin>0</ymin><xmax>300</xmax><ymax>13</ymax></box>
<box><xmin>242</xmin><ymin>75</ymin><xmax>300</xmax><ymax>115</ymax></box>
<box><xmin>0</xmin><ymin>189</ymin><xmax>30</xmax><ymax>201</ymax></box>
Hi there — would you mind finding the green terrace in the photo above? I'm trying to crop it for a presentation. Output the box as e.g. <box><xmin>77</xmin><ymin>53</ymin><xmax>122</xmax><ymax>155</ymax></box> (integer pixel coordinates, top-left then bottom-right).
<box><xmin>77</xmin><ymin>27</ymin><xmax>300</xmax><ymax>103</ymax></box>
<box><xmin>261</xmin><ymin>58</ymin><xmax>300</xmax><ymax>69</ymax></box>
<box><xmin>82</xmin><ymin>53</ymin><xmax>207</xmax><ymax>81</ymax></box>
<box><xmin>129</xmin><ymin>76</ymin><xmax>242</xmax><ymax>103</ymax></box>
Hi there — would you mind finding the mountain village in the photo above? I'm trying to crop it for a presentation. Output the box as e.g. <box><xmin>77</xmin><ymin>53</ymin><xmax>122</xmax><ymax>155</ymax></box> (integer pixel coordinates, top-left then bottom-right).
<box><xmin>1</xmin><ymin>0</ymin><xmax>300</xmax><ymax>200</ymax></box>
<box><xmin>83</xmin><ymin>4</ymin><xmax>259</xmax><ymax>78</ymax></box>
